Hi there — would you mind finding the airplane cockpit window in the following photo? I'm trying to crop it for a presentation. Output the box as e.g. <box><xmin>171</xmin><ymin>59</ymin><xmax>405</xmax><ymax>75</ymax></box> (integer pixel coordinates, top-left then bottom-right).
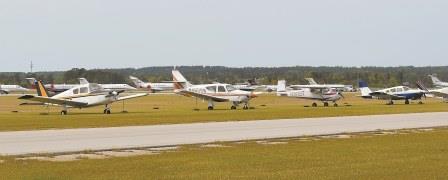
<box><xmin>206</xmin><ymin>86</ymin><xmax>216</xmax><ymax>92</ymax></box>
<box><xmin>403</xmin><ymin>87</ymin><xmax>410</xmax><ymax>91</ymax></box>
<box><xmin>80</xmin><ymin>87</ymin><xmax>88</xmax><ymax>94</ymax></box>
<box><xmin>391</xmin><ymin>88</ymin><xmax>396</xmax><ymax>93</ymax></box>
<box><xmin>73</xmin><ymin>88</ymin><xmax>79</xmax><ymax>94</ymax></box>
<box><xmin>396</xmin><ymin>88</ymin><xmax>403</xmax><ymax>92</ymax></box>
<box><xmin>226</xmin><ymin>85</ymin><xmax>236</xmax><ymax>91</ymax></box>
<box><xmin>218</xmin><ymin>86</ymin><xmax>226</xmax><ymax>92</ymax></box>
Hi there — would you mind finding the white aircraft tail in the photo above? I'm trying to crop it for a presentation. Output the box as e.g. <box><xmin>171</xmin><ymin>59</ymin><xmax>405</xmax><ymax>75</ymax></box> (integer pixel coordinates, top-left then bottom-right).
<box><xmin>78</xmin><ymin>78</ymin><xmax>89</xmax><ymax>85</ymax></box>
<box><xmin>358</xmin><ymin>80</ymin><xmax>372</xmax><ymax>98</ymax></box>
<box><xmin>305</xmin><ymin>78</ymin><xmax>318</xmax><ymax>85</ymax></box>
<box><xmin>129</xmin><ymin>76</ymin><xmax>145</xmax><ymax>88</ymax></box>
<box><xmin>276</xmin><ymin>80</ymin><xmax>287</xmax><ymax>96</ymax></box>
<box><xmin>172</xmin><ymin>70</ymin><xmax>192</xmax><ymax>90</ymax></box>
<box><xmin>429</xmin><ymin>74</ymin><xmax>442</xmax><ymax>84</ymax></box>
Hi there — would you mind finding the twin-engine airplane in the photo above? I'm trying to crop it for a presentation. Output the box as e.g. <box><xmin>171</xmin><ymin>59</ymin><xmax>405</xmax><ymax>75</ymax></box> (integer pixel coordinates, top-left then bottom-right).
<box><xmin>172</xmin><ymin>70</ymin><xmax>259</xmax><ymax>110</ymax></box>
<box><xmin>18</xmin><ymin>80</ymin><xmax>147</xmax><ymax>115</ymax></box>
<box><xmin>0</xmin><ymin>84</ymin><xmax>29</xmax><ymax>94</ymax></box>
<box><xmin>358</xmin><ymin>81</ymin><xmax>426</xmax><ymax>105</ymax></box>
<box><xmin>276</xmin><ymin>80</ymin><xmax>344</xmax><ymax>107</ymax></box>
<box><xmin>129</xmin><ymin>76</ymin><xmax>173</xmax><ymax>93</ymax></box>
<box><xmin>428</xmin><ymin>74</ymin><xmax>448</xmax><ymax>87</ymax></box>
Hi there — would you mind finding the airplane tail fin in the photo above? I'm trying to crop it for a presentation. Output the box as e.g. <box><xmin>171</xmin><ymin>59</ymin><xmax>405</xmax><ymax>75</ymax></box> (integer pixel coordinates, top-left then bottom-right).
<box><xmin>428</xmin><ymin>74</ymin><xmax>442</xmax><ymax>84</ymax></box>
<box><xmin>172</xmin><ymin>70</ymin><xmax>192</xmax><ymax>90</ymax></box>
<box><xmin>129</xmin><ymin>76</ymin><xmax>145</xmax><ymax>88</ymax></box>
<box><xmin>35</xmin><ymin>80</ymin><xmax>50</xmax><ymax>97</ymax></box>
<box><xmin>305</xmin><ymin>78</ymin><xmax>318</xmax><ymax>85</ymax></box>
<box><xmin>78</xmin><ymin>78</ymin><xmax>89</xmax><ymax>85</ymax></box>
<box><xmin>358</xmin><ymin>80</ymin><xmax>372</xmax><ymax>98</ymax></box>
<box><xmin>25</xmin><ymin>78</ymin><xmax>37</xmax><ymax>89</ymax></box>
<box><xmin>276</xmin><ymin>80</ymin><xmax>287</xmax><ymax>96</ymax></box>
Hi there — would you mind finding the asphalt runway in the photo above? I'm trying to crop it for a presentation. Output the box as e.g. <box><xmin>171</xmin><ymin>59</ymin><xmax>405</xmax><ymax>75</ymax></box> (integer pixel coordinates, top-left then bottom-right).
<box><xmin>1</xmin><ymin>112</ymin><xmax>448</xmax><ymax>155</ymax></box>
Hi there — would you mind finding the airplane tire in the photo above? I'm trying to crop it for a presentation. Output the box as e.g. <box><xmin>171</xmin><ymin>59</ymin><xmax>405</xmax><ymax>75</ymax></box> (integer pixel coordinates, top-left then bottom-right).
<box><xmin>324</xmin><ymin>102</ymin><xmax>329</xmax><ymax>107</ymax></box>
<box><xmin>243</xmin><ymin>105</ymin><xmax>249</xmax><ymax>110</ymax></box>
<box><xmin>231</xmin><ymin>106</ymin><xmax>237</xmax><ymax>110</ymax></box>
<box><xmin>61</xmin><ymin>110</ymin><xmax>67</xmax><ymax>115</ymax></box>
<box><xmin>334</xmin><ymin>103</ymin><xmax>338</xmax><ymax>107</ymax></box>
<box><xmin>208</xmin><ymin>106</ymin><xmax>214</xmax><ymax>110</ymax></box>
<box><xmin>405</xmin><ymin>99</ymin><xmax>410</xmax><ymax>104</ymax></box>
<box><xmin>103</xmin><ymin>109</ymin><xmax>107</xmax><ymax>114</ymax></box>
<box><xmin>312</xmin><ymin>103</ymin><xmax>318</xmax><ymax>107</ymax></box>
<box><xmin>106</xmin><ymin>110</ymin><xmax>111</xmax><ymax>114</ymax></box>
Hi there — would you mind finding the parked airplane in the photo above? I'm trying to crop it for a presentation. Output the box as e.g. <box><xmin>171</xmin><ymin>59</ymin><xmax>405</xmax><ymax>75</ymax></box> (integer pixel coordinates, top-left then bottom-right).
<box><xmin>18</xmin><ymin>80</ymin><xmax>147</xmax><ymax>115</ymax></box>
<box><xmin>234</xmin><ymin>78</ymin><xmax>277</xmax><ymax>92</ymax></box>
<box><xmin>358</xmin><ymin>80</ymin><xmax>425</xmax><ymax>105</ymax></box>
<box><xmin>428</xmin><ymin>74</ymin><xmax>448</xmax><ymax>87</ymax></box>
<box><xmin>172</xmin><ymin>70</ymin><xmax>258</xmax><ymax>110</ymax></box>
<box><xmin>416</xmin><ymin>81</ymin><xmax>448</xmax><ymax>102</ymax></box>
<box><xmin>276</xmin><ymin>80</ymin><xmax>344</xmax><ymax>107</ymax></box>
<box><xmin>79</xmin><ymin>78</ymin><xmax>136</xmax><ymax>91</ymax></box>
<box><xmin>129</xmin><ymin>76</ymin><xmax>173</xmax><ymax>93</ymax></box>
<box><xmin>0</xmin><ymin>84</ymin><xmax>29</xmax><ymax>94</ymax></box>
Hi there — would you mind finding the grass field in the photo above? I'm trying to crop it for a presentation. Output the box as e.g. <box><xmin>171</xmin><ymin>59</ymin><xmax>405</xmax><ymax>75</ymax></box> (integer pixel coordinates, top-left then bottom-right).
<box><xmin>1</xmin><ymin>128</ymin><xmax>447</xmax><ymax>179</ymax></box>
<box><xmin>0</xmin><ymin>93</ymin><xmax>447</xmax><ymax>131</ymax></box>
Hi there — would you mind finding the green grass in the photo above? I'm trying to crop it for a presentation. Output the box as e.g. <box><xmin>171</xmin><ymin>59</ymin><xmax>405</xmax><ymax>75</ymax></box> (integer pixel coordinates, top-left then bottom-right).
<box><xmin>1</xmin><ymin>128</ymin><xmax>448</xmax><ymax>179</ymax></box>
<box><xmin>0</xmin><ymin>93</ymin><xmax>447</xmax><ymax>131</ymax></box>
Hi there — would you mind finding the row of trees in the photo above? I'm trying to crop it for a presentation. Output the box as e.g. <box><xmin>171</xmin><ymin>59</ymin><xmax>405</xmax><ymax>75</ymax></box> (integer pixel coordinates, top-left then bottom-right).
<box><xmin>1</xmin><ymin>66</ymin><xmax>447</xmax><ymax>88</ymax></box>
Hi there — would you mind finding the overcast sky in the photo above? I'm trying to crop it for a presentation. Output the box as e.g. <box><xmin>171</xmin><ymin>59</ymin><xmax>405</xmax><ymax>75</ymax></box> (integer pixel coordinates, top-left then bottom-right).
<box><xmin>1</xmin><ymin>0</ymin><xmax>447</xmax><ymax>72</ymax></box>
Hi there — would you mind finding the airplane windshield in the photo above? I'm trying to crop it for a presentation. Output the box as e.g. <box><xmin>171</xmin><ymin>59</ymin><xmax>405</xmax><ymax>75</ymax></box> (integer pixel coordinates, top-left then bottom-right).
<box><xmin>403</xmin><ymin>87</ymin><xmax>410</xmax><ymax>91</ymax></box>
<box><xmin>226</xmin><ymin>85</ymin><xmax>236</xmax><ymax>91</ymax></box>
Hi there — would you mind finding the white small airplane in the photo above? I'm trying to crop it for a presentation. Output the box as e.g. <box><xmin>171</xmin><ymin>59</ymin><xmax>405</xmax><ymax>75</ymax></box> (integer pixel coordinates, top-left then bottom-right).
<box><xmin>358</xmin><ymin>80</ymin><xmax>426</xmax><ymax>105</ymax></box>
<box><xmin>428</xmin><ymin>74</ymin><xmax>448</xmax><ymax>87</ymax></box>
<box><xmin>0</xmin><ymin>84</ymin><xmax>29</xmax><ymax>94</ymax></box>
<box><xmin>276</xmin><ymin>80</ymin><xmax>344</xmax><ymax>107</ymax></box>
<box><xmin>129</xmin><ymin>76</ymin><xmax>173</xmax><ymax>93</ymax></box>
<box><xmin>78</xmin><ymin>78</ymin><xmax>136</xmax><ymax>91</ymax></box>
<box><xmin>172</xmin><ymin>70</ymin><xmax>259</xmax><ymax>110</ymax></box>
<box><xmin>18</xmin><ymin>80</ymin><xmax>147</xmax><ymax>115</ymax></box>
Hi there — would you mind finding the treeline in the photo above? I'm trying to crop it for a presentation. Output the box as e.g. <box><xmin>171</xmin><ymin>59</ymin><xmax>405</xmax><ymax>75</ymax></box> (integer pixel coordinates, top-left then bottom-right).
<box><xmin>0</xmin><ymin>66</ymin><xmax>447</xmax><ymax>88</ymax></box>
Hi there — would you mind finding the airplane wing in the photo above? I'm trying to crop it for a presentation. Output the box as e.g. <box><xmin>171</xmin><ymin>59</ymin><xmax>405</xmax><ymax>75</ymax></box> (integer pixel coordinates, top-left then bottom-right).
<box><xmin>116</xmin><ymin>93</ymin><xmax>148</xmax><ymax>101</ymax></box>
<box><xmin>178</xmin><ymin>90</ymin><xmax>229</xmax><ymax>102</ymax></box>
<box><xmin>18</xmin><ymin>95</ymin><xmax>88</xmax><ymax>107</ymax></box>
<box><xmin>430</xmin><ymin>91</ymin><xmax>448</xmax><ymax>98</ymax></box>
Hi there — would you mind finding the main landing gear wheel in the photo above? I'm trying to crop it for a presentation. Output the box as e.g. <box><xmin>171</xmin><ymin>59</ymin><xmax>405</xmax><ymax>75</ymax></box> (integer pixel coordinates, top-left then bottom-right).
<box><xmin>208</xmin><ymin>106</ymin><xmax>214</xmax><ymax>110</ymax></box>
<box><xmin>243</xmin><ymin>105</ymin><xmax>249</xmax><ymax>110</ymax></box>
<box><xmin>60</xmin><ymin>110</ymin><xmax>67</xmax><ymax>115</ymax></box>
<box><xmin>231</xmin><ymin>106</ymin><xmax>237</xmax><ymax>110</ymax></box>
<box><xmin>333</xmin><ymin>103</ymin><xmax>338</xmax><ymax>107</ymax></box>
<box><xmin>418</xmin><ymin>101</ymin><xmax>423</xmax><ymax>104</ymax></box>
<box><xmin>387</xmin><ymin>100</ymin><xmax>394</xmax><ymax>105</ymax></box>
<box><xmin>312</xmin><ymin>103</ymin><xmax>318</xmax><ymax>107</ymax></box>
<box><xmin>405</xmin><ymin>99</ymin><xmax>410</xmax><ymax>104</ymax></box>
<box><xmin>323</xmin><ymin>102</ymin><xmax>329</xmax><ymax>107</ymax></box>
<box><xmin>103</xmin><ymin>109</ymin><xmax>111</xmax><ymax>114</ymax></box>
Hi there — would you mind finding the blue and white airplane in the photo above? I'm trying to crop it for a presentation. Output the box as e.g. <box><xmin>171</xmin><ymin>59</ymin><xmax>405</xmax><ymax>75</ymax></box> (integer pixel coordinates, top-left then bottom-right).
<box><xmin>358</xmin><ymin>81</ymin><xmax>426</xmax><ymax>105</ymax></box>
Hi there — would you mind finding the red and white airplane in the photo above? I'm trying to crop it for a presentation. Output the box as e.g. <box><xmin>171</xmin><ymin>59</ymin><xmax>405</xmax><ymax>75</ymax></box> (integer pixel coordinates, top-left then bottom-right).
<box><xmin>277</xmin><ymin>80</ymin><xmax>344</xmax><ymax>107</ymax></box>
<box><xmin>172</xmin><ymin>70</ymin><xmax>259</xmax><ymax>110</ymax></box>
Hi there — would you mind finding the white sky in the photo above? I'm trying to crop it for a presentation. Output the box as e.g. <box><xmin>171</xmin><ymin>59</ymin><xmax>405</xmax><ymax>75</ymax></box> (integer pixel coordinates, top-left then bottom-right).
<box><xmin>1</xmin><ymin>0</ymin><xmax>447</xmax><ymax>72</ymax></box>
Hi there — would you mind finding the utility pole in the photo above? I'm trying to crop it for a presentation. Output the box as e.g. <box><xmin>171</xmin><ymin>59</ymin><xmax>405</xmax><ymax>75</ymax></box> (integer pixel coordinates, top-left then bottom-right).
<box><xmin>30</xmin><ymin>61</ymin><xmax>34</xmax><ymax>73</ymax></box>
